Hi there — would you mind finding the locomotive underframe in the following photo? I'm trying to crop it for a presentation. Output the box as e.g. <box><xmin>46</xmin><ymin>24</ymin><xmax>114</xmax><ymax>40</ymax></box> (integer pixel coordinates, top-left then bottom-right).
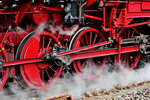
<box><xmin>0</xmin><ymin>0</ymin><xmax>149</xmax><ymax>90</ymax></box>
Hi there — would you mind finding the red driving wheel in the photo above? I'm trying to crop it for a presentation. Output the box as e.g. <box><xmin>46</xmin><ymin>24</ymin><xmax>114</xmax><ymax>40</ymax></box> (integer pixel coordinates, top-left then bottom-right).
<box><xmin>69</xmin><ymin>27</ymin><xmax>107</xmax><ymax>79</ymax></box>
<box><xmin>16</xmin><ymin>32</ymin><xmax>63</xmax><ymax>89</ymax></box>
<box><xmin>0</xmin><ymin>45</ymin><xmax>9</xmax><ymax>90</ymax></box>
<box><xmin>115</xmin><ymin>27</ymin><xmax>141</xmax><ymax>71</ymax></box>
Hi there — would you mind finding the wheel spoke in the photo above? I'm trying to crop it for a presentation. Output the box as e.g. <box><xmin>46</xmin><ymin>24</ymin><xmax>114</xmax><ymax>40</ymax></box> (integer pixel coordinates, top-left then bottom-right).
<box><xmin>92</xmin><ymin>34</ymin><xmax>98</xmax><ymax>44</ymax></box>
<box><xmin>0</xmin><ymin>45</ymin><xmax>9</xmax><ymax>90</ymax></box>
<box><xmin>46</xmin><ymin>69</ymin><xmax>52</xmax><ymax>80</ymax></box>
<box><xmin>121</xmin><ymin>55</ymin><xmax>125</xmax><ymax>61</ymax></box>
<box><xmin>131</xmin><ymin>53</ymin><xmax>136</xmax><ymax>59</ymax></box>
<box><xmin>49</xmin><ymin>65</ymin><xmax>56</xmax><ymax>73</ymax></box>
<box><xmin>89</xmin><ymin>32</ymin><xmax>92</xmax><ymax>45</ymax></box>
<box><xmin>115</xmin><ymin>28</ymin><xmax>141</xmax><ymax>71</ymax></box>
<box><xmin>94</xmin><ymin>58</ymin><xmax>102</xmax><ymax>65</ymax></box>
<box><xmin>71</xmin><ymin>28</ymin><xmax>106</xmax><ymax>79</ymax></box>
<box><xmin>129</xmin><ymin>56</ymin><xmax>133</xmax><ymax>64</ymax></box>
<box><xmin>131</xmin><ymin>31</ymin><xmax>135</xmax><ymax>37</ymax></box>
<box><xmin>84</xmin><ymin>33</ymin><xmax>89</xmax><ymax>45</ymax></box>
<box><xmin>80</xmin><ymin>38</ymin><xmax>85</xmax><ymax>46</ymax></box>
<box><xmin>124</xmin><ymin>56</ymin><xmax>128</xmax><ymax>64</ymax></box>
<box><xmin>128</xmin><ymin>29</ymin><xmax>130</xmax><ymax>39</ymax></box>
<box><xmin>47</xmin><ymin>38</ymin><xmax>52</xmax><ymax>49</ymax></box>
<box><xmin>41</xmin><ymin>69</ymin><xmax>44</xmax><ymax>82</ymax></box>
<box><xmin>124</xmin><ymin>31</ymin><xmax>127</xmax><ymax>39</ymax></box>
<box><xmin>16</xmin><ymin>32</ymin><xmax>62</xmax><ymax>89</ymax></box>
<box><xmin>126</xmin><ymin>58</ymin><xmax>129</xmax><ymax>67</ymax></box>
<box><xmin>98</xmin><ymin>39</ymin><xmax>102</xmax><ymax>43</ymax></box>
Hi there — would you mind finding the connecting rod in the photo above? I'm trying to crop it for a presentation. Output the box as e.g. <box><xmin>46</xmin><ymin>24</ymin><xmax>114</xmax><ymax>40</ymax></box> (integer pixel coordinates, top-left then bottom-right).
<box><xmin>1</xmin><ymin>34</ymin><xmax>148</xmax><ymax>68</ymax></box>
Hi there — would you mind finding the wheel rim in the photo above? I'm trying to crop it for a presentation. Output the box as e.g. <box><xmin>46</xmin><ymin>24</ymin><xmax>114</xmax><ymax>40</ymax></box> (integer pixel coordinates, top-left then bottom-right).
<box><xmin>115</xmin><ymin>27</ymin><xmax>141</xmax><ymax>71</ymax></box>
<box><xmin>70</xmin><ymin>28</ymin><xmax>107</xmax><ymax>79</ymax></box>
<box><xmin>16</xmin><ymin>32</ymin><xmax>62</xmax><ymax>89</ymax></box>
<box><xmin>0</xmin><ymin>45</ymin><xmax>9</xmax><ymax>90</ymax></box>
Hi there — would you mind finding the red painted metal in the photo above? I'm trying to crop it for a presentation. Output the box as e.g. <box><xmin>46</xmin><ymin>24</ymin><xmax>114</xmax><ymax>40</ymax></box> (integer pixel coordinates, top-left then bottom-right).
<box><xmin>70</xmin><ymin>46</ymin><xmax>140</xmax><ymax>61</ymax></box>
<box><xmin>44</xmin><ymin>94</ymin><xmax>73</xmax><ymax>100</ymax></box>
<box><xmin>52</xmin><ymin>6</ymin><xmax>64</xmax><ymax>25</ymax></box>
<box><xmin>114</xmin><ymin>27</ymin><xmax>141</xmax><ymax>71</ymax></box>
<box><xmin>16</xmin><ymin>1</ymin><xmax>32</xmax><ymax>25</ymax></box>
<box><xmin>28</xmin><ymin>5</ymin><xmax>49</xmax><ymax>25</ymax></box>
<box><xmin>126</xmin><ymin>21</ymin><xmax>150</xmax><ymax>28</ymax></box>
<box><xmin>0</xmin><ymin>31</ymin><xmax>28</xmax><ymax>47</ymax></box>
<box><xmin>85</xmin><ymin>0</ymin><xmax>97</xmax><ymax>8</ymax></box>
<box><xmin>127</xmin><ymin>12</ymin><xmax>150</xmax><ymax>18</ymax></box>
<box><xmin>0</xmin><ymin>44</ymin><xmax>9</xmax><ymax>90</ymax></box>
<box><xmin>3</xmin><ymin>57</ymin><xmax>43</xmax><ymax>67</ymax></box>
<box><xmin>69</xmin><ymin>28</ymin><xmax>107</xmax><ymax>79</ymax></box>
<box><xmin>84</xmin><ymin>14</ymin><xmax>103</xmax><ymax>21</ymax></box>
<box><xmin>128</xmin><ymin>2</ymin><xmax>141</xmax><ymax>12</ymax></box>
<box><xmin>118</xmin><ymin>37</ymin><xmax>121</xmax><ymax>66</ymax></box>
<box><xmin>39</xmin><ymin>6</ymin><xmax>63</xmax><ymax>13</ymax></box>
<box><xmin>16</xmin><ymin>32</ymin><xmax>62</xmax><ymax>89</ymax></box>
<box><xmin>103</xmin><ymin>5</ymin><xmax>106</xmax><ymax>29</ymax></box>
<box><xmin>142</xmin><ymin>2</ymin><xmax>150</xmax><ymax>10</ymax></box>
<box><xmin>58</xmin><ymin>41</ymin><xmax>111</xmax><ymax>56</ymax></box>
<box><xmin>0</xmin><ymin>0</ymin><xmax>148</xmax><ymax>90</ymax></box>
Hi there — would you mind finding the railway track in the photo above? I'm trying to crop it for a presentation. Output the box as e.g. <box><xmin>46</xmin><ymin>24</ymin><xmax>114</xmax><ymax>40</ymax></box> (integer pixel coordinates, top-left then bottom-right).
<box><xmin>80</xmin><ymin>81</ymin><xmax>150</xmax><ymax>100</ymax></box>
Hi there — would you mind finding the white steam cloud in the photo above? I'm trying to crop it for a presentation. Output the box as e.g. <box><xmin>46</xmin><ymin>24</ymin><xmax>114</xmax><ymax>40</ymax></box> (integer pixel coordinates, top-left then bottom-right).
<box><xmin>39</xmin><ymin>63</ymin><xmax>150</xmax><ymax>99</ymax></box>
<box><xmin>48</xmin><ymin>24</ymin><xmax>78</xmax><ymax>36</ymax></box>
<box><xmin>0</xmin><ymin>63</ymin><xmax>150</xmax><ymax>100</ymax></box>
<box><xmin>35</xmin><ymin>23</ymin><xmax>78</xmax><ymax>36</ymax></box>
<box><xmin>0</xmin><ymin>24</ymin><xmax>149</xmax><ymax>100</ymax></box>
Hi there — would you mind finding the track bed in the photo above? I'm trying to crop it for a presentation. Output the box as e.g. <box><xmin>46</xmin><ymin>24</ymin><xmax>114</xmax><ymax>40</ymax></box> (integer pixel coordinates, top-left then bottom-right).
<box><xmin>80</xmin><ymin>81</ymin><xmax>150</xmax><ymax>100</ymax></box>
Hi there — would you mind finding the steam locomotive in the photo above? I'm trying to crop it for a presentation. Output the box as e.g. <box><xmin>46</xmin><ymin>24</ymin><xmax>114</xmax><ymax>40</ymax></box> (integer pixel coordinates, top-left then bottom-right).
<box><xmin>0</xmin><ymin>0</ymin><xmax>149</xmax><ymax>90</ymax></box>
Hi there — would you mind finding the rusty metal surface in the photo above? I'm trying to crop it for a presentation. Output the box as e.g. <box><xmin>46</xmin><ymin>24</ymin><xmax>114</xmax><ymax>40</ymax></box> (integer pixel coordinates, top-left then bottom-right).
<box><xmin>44</xmin><ymin>94</ymin><xmax>73</xmax><ymax>100</ymax></box>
